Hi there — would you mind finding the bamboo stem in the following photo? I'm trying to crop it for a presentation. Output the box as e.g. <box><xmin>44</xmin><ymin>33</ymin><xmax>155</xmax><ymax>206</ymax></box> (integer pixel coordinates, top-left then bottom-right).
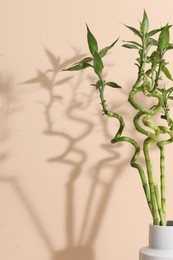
<box><xmin>143</xmin><ymin>141</ymin><xmax>159</xmax><ymax>225</ymax></box>
<box><xmin>160</xmin><ymin>146</ymin><xmax>166</xmax><ymax>220</ymax></box>
<box><xmin>112</xmin><ymin>136</ymin><xmax>152</xmax><ymax>213</ymax></box>
<box><xmin>98</xmin><ymin>83</ymin><xmax>152</xmax><ymax>213</ymax></box>
<box><xmin>157</xmin><ymin>126</ymin><xmax>173</xmax><ymax>222</ymax></box>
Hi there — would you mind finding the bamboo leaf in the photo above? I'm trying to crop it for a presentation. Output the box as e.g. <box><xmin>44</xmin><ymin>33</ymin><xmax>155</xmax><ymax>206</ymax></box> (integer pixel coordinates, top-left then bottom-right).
<box><xmin>123</xmin><ymin>40</ymin><xmax>142</xmax><ymax>48</ymax></box>
<box><xmin>93</xmin><ymin>52</ymin><xmax>104</xmax><ymax>77</ymax></box>
<box><xmin>167</xmin><ymin>87</ymin><xmax>173</xmax><ymax>93</ymax></box>
<box><xmin>63</xmin><ymin>62</ymin><xmax>92</xmax><ymax>71</ymax></box>
<box><xmin>122</xmin><ymin>44</ymin><xmax>139</xmax><ymax>49</ymax></box>
<box><xmin>86</xmin><ymin>25</ymin><xmax>98</xmax><ymax>56</ymax></box>
<box><xmin>147</xmin><ymin>28</ymin><xmax>162</xmax><ymax>37</ymax></box>
<box><xmin>75</xmin><ymin>57</ymin><xmax>93</xmax><ymax>63</ymax></box>
<box><xmin>149</xmin><ymin>51</ymin><xmax>160</xmax><ymax>69</ymax></box>
<box><xmin>105</xmin><ymin>82</ymin><xmax>122</xmax><ymax>88</ymax></box>
<box><xmin>140</xmin><ymin>10</ymin><xmax>149</xmax><ymax>34</ymax></box>
<box><xmin>145</xmin><ymin>69</ymin><xmax>152</xmax><ymax>77</ymax></box>
<box><xmin>162</xmin><ymin>87</ymin><xmax>167</xmax><ymax>102</ymax></box>
<box><xmin>158</xmin><ymin>25</ymin><xmax>170</xmax><ymax>51</ymax></box>
<box><xmin>157</xmin><ymin>88</ymin><xmax>164</xmax><ymax>93</ymax></box>
<box><xmin>149</xmin><ymin>38</ymin><xmax>158</xmax><ymax>46</ymax></box>
<box><xmin>98</xmin><ymin>38</ymin><xmax>119</xmax><ymax>58</ymax></box>
<box><xmin>136</xmin><ymin>57</ymin><xmax>141</xmax><ymax>64</ymax></box>
<box><xmin>124</xmin><ymin>24</ymin><xmax>142</xmax><ymax>38</ymax></box>
<box><xmin>161</xmin><ymin>66</ymin><xmax>173</xmax><ymax>81</ymax></box>
<box><xmin>150</xmin><ymin>51</ymin><xmax>160</xmax><ymax>59</ymax></box>
<box><xmin>166</xmin><ymin>43</ymin><xmax>173</xmax><ymax>50</ymax></box>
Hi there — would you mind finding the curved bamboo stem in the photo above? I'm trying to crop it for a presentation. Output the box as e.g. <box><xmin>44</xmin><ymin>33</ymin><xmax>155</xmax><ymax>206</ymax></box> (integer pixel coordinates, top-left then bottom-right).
<box><xmin>129</xmin><ymin>82</ymin><xmax>167</xmax><ymax>225</ymax></box>
<box><xmin>98</xmin><ymin>83</ymin><xmax>152</xmax><ymax>213</ymax></box>
<box><xmin>142</xmin><ymin>92</ymin><xmax>166</xmax><ymax>225</ymax></box>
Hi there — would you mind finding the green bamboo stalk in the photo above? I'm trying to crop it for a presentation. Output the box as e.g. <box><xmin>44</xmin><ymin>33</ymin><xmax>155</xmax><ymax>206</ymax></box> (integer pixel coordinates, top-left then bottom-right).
<box><xmin>134</xmin><ymin>109</ymin><xmax>167</xmax><ymax>222</ymax></box>
<box><xmin>98</xmin><ymin>83</ymin><xmax>152</xmax><ymax>213</ymax></box>
<box><xmin>134</xmin><ymin>110</ymin><xmax>155</xmax><ymax>139</ymax></box>
<box><xmin>157</xmin><ymin>126</ymin><xmax>173</xmax><ymax>221</ymax></box>
<box><xmin>129</xmin><ymin>87</ymin><xmax>160</xmax><ymax>224</ymax></box>
<box><xmin>129</xmin><ymin>81</ymin><xmax>166</xmax><ymax>225</ymax></box>
<box><xmin>99</xmin><ymin>84</ymin><xmax>125</xmax><ymax>139</ymax></box>
<box><xmin>143</xmin><ymin>141</ymin><xmax>159</xmax><ymax>225</ymax></box>
<box><xmin>159</xmin><ymin>145</ymin><xmax>166</xmax><ymax>220</ymax></box>
<box><xmin>112</xmin><ymin>136</ymin><xmax>152</xmax><ymax>213</ymax></box>
<box><xmin>142</xmin><ymin>92</ymin><xmax>166</xmax><ymax>226</ymax></box>
<box><xmin>128</xmin><ymin>87</ymin><xmax>151</xmax><ymax>114</ymax></box>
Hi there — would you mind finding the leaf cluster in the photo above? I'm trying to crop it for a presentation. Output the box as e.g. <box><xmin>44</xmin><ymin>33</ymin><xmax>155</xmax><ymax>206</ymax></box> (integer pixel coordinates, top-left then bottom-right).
<box><xmin>64</xmin><ymin>25</ymin><xmax>121</xmax><ymax>90</ymax></box>
<box><xmin>158</xmin><ymin>87</ymin><xmax>173</xmax><ymax>127</ymax></box>
<box><xmin>123</xmin><ymin>10</ymin><xmax>173</xmax><ymax>89</ymax></box>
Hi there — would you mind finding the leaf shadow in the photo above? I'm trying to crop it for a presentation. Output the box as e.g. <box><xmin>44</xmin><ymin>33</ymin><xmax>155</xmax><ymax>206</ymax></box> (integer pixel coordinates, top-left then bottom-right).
<box><xmin>77</xmin><ymin>101</ymin><xmax>132</xmax><ymax>247</ymax></box>
<box><xmin>13</xmin><ymin>48</ymin><xmax>97</xmax><ymax>260</ymax></box>
<box><xmin>0</xmin><ymin>73</ymin><xmax>17</xmax><ymax>161</ymax></box>
<box><xmin>0</xmin><ymin>49</ymin><xmax>138</xmax><ymax>260</ymax></box>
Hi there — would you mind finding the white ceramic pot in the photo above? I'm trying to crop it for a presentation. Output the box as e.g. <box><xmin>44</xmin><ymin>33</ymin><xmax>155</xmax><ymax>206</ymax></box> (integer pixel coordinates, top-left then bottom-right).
<box><xmin>139</xmin><ymin>221</ymin><xmax>173</xmax><ymax>259</ymax></box>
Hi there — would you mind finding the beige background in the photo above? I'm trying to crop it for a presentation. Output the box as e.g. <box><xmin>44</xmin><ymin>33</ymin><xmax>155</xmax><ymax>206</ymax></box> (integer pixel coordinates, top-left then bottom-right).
<box><xmin>1</xmin><ymin>0</ymin><xmax>173</xmax><ymax>259</ymax></box>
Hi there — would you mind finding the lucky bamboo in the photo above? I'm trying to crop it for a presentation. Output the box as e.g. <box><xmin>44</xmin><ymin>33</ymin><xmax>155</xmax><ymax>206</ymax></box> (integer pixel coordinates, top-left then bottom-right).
<box><xmin>64</xmin><ymin>10</ymin><xmax>173</xmax><ymax>226</ymax></box>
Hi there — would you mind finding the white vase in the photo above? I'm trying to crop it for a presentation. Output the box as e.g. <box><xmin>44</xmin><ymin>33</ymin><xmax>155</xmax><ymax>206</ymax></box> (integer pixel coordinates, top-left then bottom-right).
<box><xmin>139</xmin><ymin>221</ymin><xmax>173</xmax><ymax>260</ymax></box>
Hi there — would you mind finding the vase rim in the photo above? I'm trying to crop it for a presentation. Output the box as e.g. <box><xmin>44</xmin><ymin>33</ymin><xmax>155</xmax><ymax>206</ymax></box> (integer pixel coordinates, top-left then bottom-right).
<box><xmin>150</xmin><ymin>220</ymin><xmax>173</xmax><ymax>228</ymax></box>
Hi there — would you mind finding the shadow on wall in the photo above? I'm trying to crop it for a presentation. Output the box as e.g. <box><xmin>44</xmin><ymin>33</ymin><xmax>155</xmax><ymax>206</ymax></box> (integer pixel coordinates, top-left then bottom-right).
<box><xmin>77</xmin><ymin>109</ymin><xmax>131</xmax><ymax>248</ymax></box>
<box><xmin>0</xmin><ymin>49</ymin><xmax>131</xmax><ymax>260</ymax></box>
<box><xmin>0</xmin><ymin>73</ymin><xmax>16</xmax><ymax>161</ymax></box>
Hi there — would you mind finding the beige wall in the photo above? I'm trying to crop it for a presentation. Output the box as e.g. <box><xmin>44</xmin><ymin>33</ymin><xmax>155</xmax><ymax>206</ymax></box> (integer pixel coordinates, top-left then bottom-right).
<box><xmin>1</xmin><ymin>0</ymin><xmax>173</xmax><ymax>259</ymax></box>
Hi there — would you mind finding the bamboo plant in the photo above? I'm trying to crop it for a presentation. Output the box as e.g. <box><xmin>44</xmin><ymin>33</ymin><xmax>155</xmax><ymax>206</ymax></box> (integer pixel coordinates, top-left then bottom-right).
<box><xmin>64</xmin><ymin>10</ymin><xmax>173</xmax><ymax>226</ymax></box>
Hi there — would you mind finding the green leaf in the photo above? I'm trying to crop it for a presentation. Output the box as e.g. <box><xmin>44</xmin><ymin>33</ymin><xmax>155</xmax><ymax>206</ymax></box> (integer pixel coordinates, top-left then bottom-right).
<box><xmin>63</xmin><ymin>62</ymin><xmax>92</xmax><ymax>71</ymax></box>
<box><xmin>158</xmin><ymin>25</ymin><xmax>170</xmax><ymax>51</ymax></box>
<box><xmin>145</xmin><ymin>69</ymin><xmax>152</xmax><ymax>77</ymax></box>
<box><xmin>98</xmin><ymin>38</ymin><xmax>119</xmax><ymax>58</ymax></box>
<box><xmin>76</xmin><ymin>57</ymin><xmax>93</xmax><ymax>63</ymax></box>
<box><xmin>147</xmin><ymin>28</ymin><xmax>162</xmax><ymax>37</ymax></box>
<box><xmin>161</xmin><ymin>66</ymin><xmax>173</xmax><ymax>81</ymax></box>
<box><xmin>157</xmin><ymin>87</ymin><xmax>163</xmax><ymax>93</ymax></box>
<box><xmin>93</xmin><ymin>52</ymin><xmax>104</xmax><ymax>77</ymax></box>
<box><xmin>140</xmin><ymin>10</ymin><xmax>149</xmax><ymax>34</ymax></box>
<box><xmin>161</xmin><ymin>88</ymin><xmax>167</xmax><ymax>107</ymax></box>
<box><xmin>167</xmin><ymin>87</ymin><xmax>173</xmax><ymax>93</ymax></box>
<box><xmin>166</xmin><ymin>43</ymin><xmax>173</xmax><ymax>50</ymax></box>
<box><xmin>149</xmin><ymin>38</ymin><xmax>158</xmax><ymax>46</ymax></box>
<box><xmin>149</xmin><ymin>51</ymin><xmax>160</xmax><ymax>68</ymax></box>
<box><xmin>124</xmin><ymin>24</ymin><xmax>142</xmax><ymax>38</ymax></box>
<box><xmin>86</xmin><ymin>25</ymin><xmax>98</xmax><ymax>56</ymax></box>
<box><xmin>168</xmin><ymin>96</ymin><xmax>173</xmax><ymax>100</ymax></box>
<box><xmin>105</xmin><ymin>82</ymin><xmax>121</xmax><ymax>88</ymax></box>
<box><xmin>123</xmin><ymin>40</ymin><xmax>142</xmax><ymax>48</ymax></box>
<box><xmin>150</xmin><ymin>51</ymin><xmax>160</xmax><ymax>59</ymax></box>
<box><xmin>122</xmin><ymin>44</ymin><xmax>139</xmax><ymax>49</ymax></box>
<box><xmin>136</xmin><ymin>57</ymin><xmax>141</xmax><ymax>64</ymax></box>
<box><xmin>63</xmin><ymin>56</ymin><xmax>93</xmax><ymax>71</ymax></box>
